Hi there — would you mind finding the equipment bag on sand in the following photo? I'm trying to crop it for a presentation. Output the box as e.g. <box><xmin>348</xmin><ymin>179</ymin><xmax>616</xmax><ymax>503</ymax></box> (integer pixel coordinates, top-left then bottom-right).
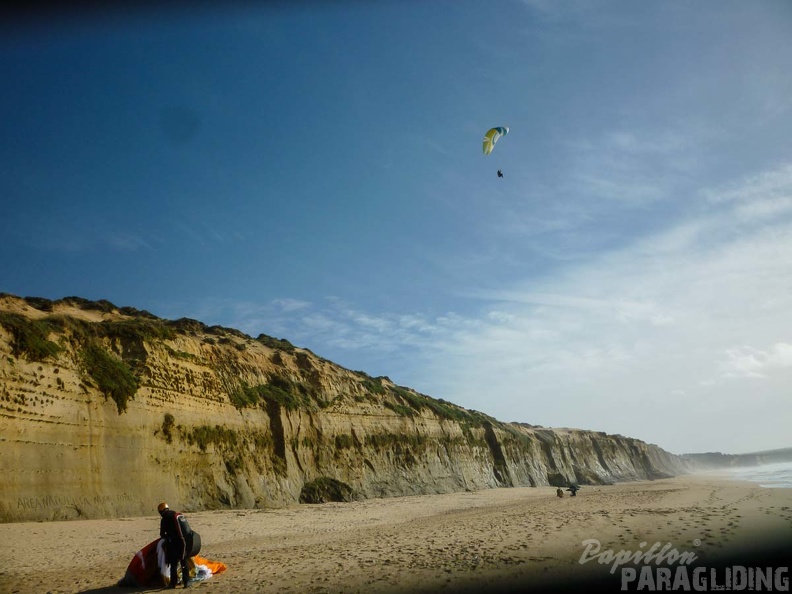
<box><xmin>176</xmin><ymin>513</ymin><xmax>201</xmax><ymax>556</ymax></box>
<box><xmin>187</xmin><ymin>530</ymin><xmax>201</xmax><ymax>556</ymax></box>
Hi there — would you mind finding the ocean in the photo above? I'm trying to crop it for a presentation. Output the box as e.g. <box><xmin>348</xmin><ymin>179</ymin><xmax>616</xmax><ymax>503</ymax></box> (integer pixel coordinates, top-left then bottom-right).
<box><xmin>721</xmin><ymin>460</ymin><xmax>792</xmax><ymax>489</ymax></box>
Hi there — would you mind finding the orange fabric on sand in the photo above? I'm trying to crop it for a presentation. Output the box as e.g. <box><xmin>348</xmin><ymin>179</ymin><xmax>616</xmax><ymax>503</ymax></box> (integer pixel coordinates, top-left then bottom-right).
<box><xmin>193</xmin><ymin>555</ymin><xmax>227</xmax><ymax>575</ymax></box>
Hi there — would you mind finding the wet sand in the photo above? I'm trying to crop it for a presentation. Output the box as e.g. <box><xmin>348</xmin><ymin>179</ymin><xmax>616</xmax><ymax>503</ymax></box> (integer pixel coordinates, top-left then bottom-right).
<box><xmin>0</xmin><ymin>473</ymin><xmax>790</xmax><ymax>594</ymax></box>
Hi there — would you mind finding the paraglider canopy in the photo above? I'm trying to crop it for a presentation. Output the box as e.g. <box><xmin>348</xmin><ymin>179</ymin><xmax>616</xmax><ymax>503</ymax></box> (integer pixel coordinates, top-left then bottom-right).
<box><xmin>483</xmin><ymin>126</ymin><xmax>509</xmax><ymax>155</ymax></box>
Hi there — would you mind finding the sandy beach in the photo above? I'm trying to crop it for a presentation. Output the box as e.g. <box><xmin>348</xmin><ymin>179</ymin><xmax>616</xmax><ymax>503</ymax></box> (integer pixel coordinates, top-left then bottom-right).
<box><xmin>0</xmin><ymin>473</ymin><xmax>790</xmax><ymax>594</ymax></box>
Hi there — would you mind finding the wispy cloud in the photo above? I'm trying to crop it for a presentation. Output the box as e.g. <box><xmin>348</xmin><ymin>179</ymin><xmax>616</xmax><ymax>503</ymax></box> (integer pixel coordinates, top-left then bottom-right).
<box><xmin>702</xmin><ymin>163</ymin><xmax>792</xmax><ymax>205</ymax></box>
<box><xmin>104</xmin><ymin>232</ymin><xmax>155</xmax><ymax>252</ymax></box>
<box><xmin>519</xmin><ymin>0</ymin><xmax>638</xmax><ymax>29</ymax></box>
<box><xmin>12</xmin><ymin>214</ymin><xmax>155</xmax><ymax>254</ymax></box>
<box><xmin>561</xmin><ymin>129</ymin><xmax>697</xmax><ymax>207</ymax></box>
<box><xmin>720</xmin><ymin>343</ymin><xmax>792</xmax><ymax>379</ymax></box>
<box><xmin>175</xmin><ymin>221</ymin><xmax>244</xmax><ymax>247</ymax></box>
<box><xmin>196</xmin><ymin>296</ymin><xmax>443</xmax><ymax>355</ymax></box>
<box><xmin>272</xmin><ymin>298</ymin><xmax>311</xmax><ymax>312</ymax></box>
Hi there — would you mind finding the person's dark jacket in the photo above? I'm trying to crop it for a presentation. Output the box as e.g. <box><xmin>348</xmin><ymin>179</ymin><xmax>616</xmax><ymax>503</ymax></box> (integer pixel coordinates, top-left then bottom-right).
<box><xmin>159</xmin><ymin>509</ymin><xmax>191</xmax><ymax>560</ymax></box>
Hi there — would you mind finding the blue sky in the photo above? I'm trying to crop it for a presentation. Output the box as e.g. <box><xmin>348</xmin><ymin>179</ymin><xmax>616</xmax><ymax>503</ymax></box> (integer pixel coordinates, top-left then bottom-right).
<box><xmin>2</xmin><ymin>1</ymin><xmax>791</xmax><ymax>455</ymax></box>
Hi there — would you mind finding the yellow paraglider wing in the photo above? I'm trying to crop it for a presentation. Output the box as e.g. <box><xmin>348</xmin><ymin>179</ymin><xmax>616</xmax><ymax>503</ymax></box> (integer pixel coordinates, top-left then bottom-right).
<box><xmin>482</xmin><ymin>126</ymin><xmax>509</xmax><ymax>155</ymax></box>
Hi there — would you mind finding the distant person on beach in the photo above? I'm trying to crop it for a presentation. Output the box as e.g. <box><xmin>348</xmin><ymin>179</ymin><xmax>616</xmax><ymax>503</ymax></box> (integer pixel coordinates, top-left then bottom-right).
<box><xmin>556</xmin><ymin>487</ymin><xmax>564</xmax><ymax>498</ymax></box>
<box><xmin>566</xmin><ymin>485</ymin><xmax>579</xmax><ymax>497</ymax></box>
<box><xmin>158</xmin><ymin>502</ymin><xmax>192</xmax><ymax>588</ymax></box>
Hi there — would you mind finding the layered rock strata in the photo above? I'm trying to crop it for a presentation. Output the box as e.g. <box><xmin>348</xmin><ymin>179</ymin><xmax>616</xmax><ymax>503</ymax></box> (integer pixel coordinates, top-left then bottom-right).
<box><xmin>0</xmin><ymin>294</ymin><xmax>689</xmax><ymax>523</ymax></box>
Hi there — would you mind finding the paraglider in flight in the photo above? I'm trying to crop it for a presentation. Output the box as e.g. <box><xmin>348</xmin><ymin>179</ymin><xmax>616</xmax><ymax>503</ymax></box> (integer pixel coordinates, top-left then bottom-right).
<box><xmin>484</xmin><ymin>126</ymin><xmax>509</xmax><ymax>178</ymax></box>
<box><xmin>482</xmin><ymin>126</ymin><xmax>509</xmax><ymax>156</ymax></box>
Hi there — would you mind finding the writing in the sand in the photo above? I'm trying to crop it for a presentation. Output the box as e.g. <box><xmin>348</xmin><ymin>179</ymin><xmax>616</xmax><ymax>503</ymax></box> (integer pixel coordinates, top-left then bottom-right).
<box><xmin>17</xmin><ymin>493</ymin><xmax>134</xmax><ymax>510</ymax></box>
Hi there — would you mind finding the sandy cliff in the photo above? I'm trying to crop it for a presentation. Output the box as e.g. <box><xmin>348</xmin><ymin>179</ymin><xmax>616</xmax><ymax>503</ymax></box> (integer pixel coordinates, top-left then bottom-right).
<box><xmin>0</xmin><ymin>294</ymin><xmax>690</xmax><ymax>523</ymax></box>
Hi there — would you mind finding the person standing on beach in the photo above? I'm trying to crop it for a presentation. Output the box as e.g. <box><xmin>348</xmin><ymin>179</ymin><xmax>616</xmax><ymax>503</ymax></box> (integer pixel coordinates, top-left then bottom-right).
<box><xmin>158</xmin><ymin>502</ymin><xmax>191</xmax><ymax>588</ymax></box>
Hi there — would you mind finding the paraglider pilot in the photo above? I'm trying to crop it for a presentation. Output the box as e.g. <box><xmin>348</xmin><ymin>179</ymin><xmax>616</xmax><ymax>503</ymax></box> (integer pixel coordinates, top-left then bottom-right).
<box><xmin>158</xmin><ymin>502</ymin><xmax>192</xmax><ymax>588</ymax></box>
<box><xmin>566</xmin><ymin>485</ymin><xmax>580</xmax><ymax>497</ymax></box>
<box><xmin>497</xmin><ymin>169</ymin><xmax>503</xmax><ymax>178</ymax></box>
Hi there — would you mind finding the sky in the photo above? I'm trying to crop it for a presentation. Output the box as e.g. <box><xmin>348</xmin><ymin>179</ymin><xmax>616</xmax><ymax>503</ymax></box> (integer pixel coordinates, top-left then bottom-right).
<box><xmin>2</xmin><ymin>1</ymin><xmax>791</xmax><ymax>456</ymax></box>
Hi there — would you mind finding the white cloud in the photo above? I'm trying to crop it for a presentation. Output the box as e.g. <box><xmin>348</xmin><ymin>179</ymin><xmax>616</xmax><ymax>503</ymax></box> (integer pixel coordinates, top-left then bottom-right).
<box><xmin>560</xmin><ymin>128</ymin><xmax>698</xmax><ymax>207</ymax></box>
<box><xmin>720</xmin><ymin>343</ymin><xmax>792</xmax><ymax>379</ymax></box>
<box><xmin>272</xmin><ymin>298</ymin><xmax>311</xmax><ymax>312</ymax></box>
<box><xmin>701</xmin><ymin>163</ymin><xmax>792</xmax><ymax>205</ymax></box>
<box><xmin>733</xmin><ymin>196</ymin><xmax>792</xmax><ymax>222</ymax></box>
<box><xmin>105</xmin><ymin>232</ymin><xmax>154</xmax><ymax>252</ymax></box>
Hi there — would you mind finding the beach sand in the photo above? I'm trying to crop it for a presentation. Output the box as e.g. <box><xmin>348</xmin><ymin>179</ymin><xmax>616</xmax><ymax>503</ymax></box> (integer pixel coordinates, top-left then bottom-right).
<box><xmin>0</xmin><ymin>474</ymin><xmax>790</xmax><ymax>594</ymax></box>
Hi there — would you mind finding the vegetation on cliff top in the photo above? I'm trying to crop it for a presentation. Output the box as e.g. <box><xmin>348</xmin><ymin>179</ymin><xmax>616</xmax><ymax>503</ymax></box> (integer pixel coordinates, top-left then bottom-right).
<box><xmin>3</xmin><ymin>294</ymin><xmax>293</xmax><ymax>350</ymax></box>
<box><xmin>1</xmin><ymin>293</ymin><xmax>495</xmax><ymax>427</ymax></box>
<box><xmin>0</xmin><ymin>310</ymin><xmax>157</xmax><ymax>414</ymax></box>
<box><xmin>0</xmin><ymin>312</ymin><xmax>62</xmax><ymax>361</ymax></box>
<box><xmin>354</xmin><ymin>374</ymin><xmax>489</xmax><ymax>426</ymax></box>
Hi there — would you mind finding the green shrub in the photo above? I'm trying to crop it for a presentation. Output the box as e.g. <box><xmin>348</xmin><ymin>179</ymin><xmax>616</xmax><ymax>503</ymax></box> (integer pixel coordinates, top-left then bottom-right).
<box><xmin>0</xmin><ymin>313</ymin><xmax>62</xmax><ymax>361</ymax></box>
<box><xmin>61</xmin><ymin>296</ymin><xmax>118</xmax><ymax>313</ymax></box>
<box><xmin>250</xmin><ymin>431</ymin><xmax>273</xmax><ymax>451</ymax></box>
<box><xmin>384</xmin><ymin>400</ymin><xmax>416</xmax><ymax>417</ymax></box>
<box><xmin>168</xmin><ymin>317</ymin><xmax>208</xmax><ymax>334</ymax></box>
<box><xmin>98</xmin><ymin>318</ymin><xmax>176</xmax><ymax>342</ymax></box>
<box><xmin>259</xmin><ymin>381</ymin><xmax>306</xmax><ymax>410</ymax></box>
<box><xmin>229</xmin><ymin>376</ymin><xmax>310</xmax><ymax>411</ymax></box>
<box><xmin>162</xmin><ymin>413</ymin><xmax>175</xmax><ymax>443</ymax></box>
<box><xmin>23</xmin><ymin>296</ymin><xmax>54</xmax><ymax>312</ymax></box>
<box><xmin>295</xmin><ymin>351</ymin><xmax>313</xmax><ymax>371</ymax></box>
<box><xmin>229</xmin><ymin>384</ymin><xmax>258</xmax><ymax>409</ymax></box>
<box><xmin>82</xmin><ymin>343</ymin><xmax>139</xmax><ymax>413</ymax></box>
<box><xmin>185</xmin><ymin>424</ymin><xmax>238</xmax><ymax>452</ymax></box>
<box><xmin>118</xmin><ymin>306</ymin><xmax>158</xmax><ymax>319</ymax></box>
<box><xmin>335</xmin><ymin>434</ymin><xmax>355</xmax><ymax>449</ymax></box>
<box><xmin>361</xmin><ymin>377</ymin><xmax>385</xmax><ymax>394</ymax></box>
<box><xmin>390</xmin><ymin>385</ymin><xmax>484</xmax><ymax>425</ymax></box>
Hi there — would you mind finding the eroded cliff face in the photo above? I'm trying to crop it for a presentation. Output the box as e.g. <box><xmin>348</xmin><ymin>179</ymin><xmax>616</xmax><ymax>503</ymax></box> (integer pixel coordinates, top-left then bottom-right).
<box><xmin>0</xmin><ymin>294</ymin><xmax>690</xmax><ymax>523</ymax></box>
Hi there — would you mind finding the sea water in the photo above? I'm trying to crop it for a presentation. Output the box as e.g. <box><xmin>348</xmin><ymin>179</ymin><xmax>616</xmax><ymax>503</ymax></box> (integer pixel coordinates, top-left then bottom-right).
<box><xmin>722</xmin><ymin>461</ymin><xmax>792</xmax><ymax>489</ymax></box>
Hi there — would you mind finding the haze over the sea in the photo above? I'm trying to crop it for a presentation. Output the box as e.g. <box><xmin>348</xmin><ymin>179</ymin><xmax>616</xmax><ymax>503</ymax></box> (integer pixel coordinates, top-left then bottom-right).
<box><xmin>720</xmin><ymin>461</ymin><xmax>792</xmax><ymax>489</ymax></box>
